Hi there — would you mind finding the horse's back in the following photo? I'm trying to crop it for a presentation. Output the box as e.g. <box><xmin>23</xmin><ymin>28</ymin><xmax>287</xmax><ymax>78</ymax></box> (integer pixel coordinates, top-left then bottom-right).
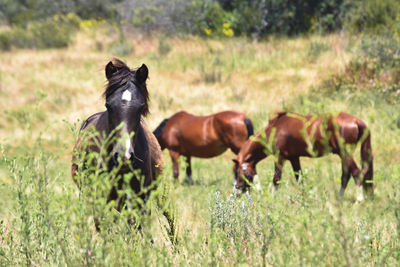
<box><xmin>212</xmin><ymin>110</ymin><xmax>253</xmax><ymax>153</ymax></box>
<box><xmin>161</xmin><ymin>111</ymin><xmax>225</xmax><ymax>157</ymax></box>
<box><xmin>79</xmin><ymin>112</ymin><xmax>104</xmax><ymax>131</ymax></box>
<box><xmin>266</xmin><ymin>112</ymin><xmax>366</xmax><ymax>157</ymax></box>
<box><xmin>71</xmin><ymin>112</ymin><xmax>105</xmax><ymax>180</ymax></box>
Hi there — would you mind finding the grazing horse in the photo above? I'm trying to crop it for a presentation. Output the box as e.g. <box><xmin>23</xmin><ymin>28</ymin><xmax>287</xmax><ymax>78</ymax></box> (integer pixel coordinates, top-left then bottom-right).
<box><xmin>153</xmin><ymin>110</ymin><xmax>254</xmax><ymax>183</ymax></box>
<box><xmin>233</xmin><ymin>111</ymin><xmax>373</xmax><ymax>200</ymax></box>
<box><xmin>71</xmin><ymin>59</ymin><xmax>163</xmax><ymax>229</ymax></box>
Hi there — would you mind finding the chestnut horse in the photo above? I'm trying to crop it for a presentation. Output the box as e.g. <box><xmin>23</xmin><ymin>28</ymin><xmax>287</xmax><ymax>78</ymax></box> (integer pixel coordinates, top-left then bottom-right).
<box><xmin>71</xmin><ymin>59</ymin><xmax>163</xmax><ymax>229</ymax></box>
<box><xmin>153</xmin><ymin>110</ymin><xmax>253</xmax><ymax>184</ymax></box>
<box><xmin>233</xmin><ymin>111</ymin><xmax>373</xmax><ymax>200</ymax></box>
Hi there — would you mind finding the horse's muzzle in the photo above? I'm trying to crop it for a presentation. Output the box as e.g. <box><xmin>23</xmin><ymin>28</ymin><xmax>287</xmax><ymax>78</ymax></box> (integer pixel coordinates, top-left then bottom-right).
<box><xmin>234</xmin><ymin>185</ymin><xmax>248</xmax><ymax>197</ymax></box>
<box><xmin>113</xmin><ymin>152</ymin><xmax>134</xmax><ymax>165</ymax></box>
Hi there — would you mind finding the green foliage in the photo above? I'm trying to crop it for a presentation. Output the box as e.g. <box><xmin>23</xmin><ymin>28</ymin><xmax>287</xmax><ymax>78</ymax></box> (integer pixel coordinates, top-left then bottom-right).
<box><xmin>109</xmin><ymin>40</ymin><xmax>133</xmax><ymax>56</ymax></box>
<box><xmin>357</xmin><ymin>34</ymin><xmax>400</xmax><ymax>70</ymax></box>
<box><xmin>1</xmin><ymin>0</ymin><xmax>400</xmax><ymax>38</ymax></box>
<box><xmin>342</xmin><ymin>0</ymin><xmax>400</xmax><ymax>35</ymax></box>
<box><xmin>0</xmin><ymin>15</ymin><xmax>79</xmax><ymax>50</ymax></box>
<box><xmin>0</xmin><ymin>30</ymin><xmax>12</xmax><ymax>51</ymax></box>
<box><xmin>203</xmin><ymin>2</ymin><xmax>229</xmax><ymax>36</ymax></box>
<box><xmin>0</xmin><ymin>0</ymin><xmax>117</xmax><ymax>26</ymax></box>
<box><xmin>0</xmin><ymin>128</ymin><xmax>178</xmax><ymax>265</ymax></box>
<box><xmin>29</xmin><ymin>19</ymin><xmax>74</xmax><ymax>49</ymax></box>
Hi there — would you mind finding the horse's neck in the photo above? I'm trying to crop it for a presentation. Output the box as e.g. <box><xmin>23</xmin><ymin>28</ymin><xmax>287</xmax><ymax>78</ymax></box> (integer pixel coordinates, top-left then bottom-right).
<box><xmin>133</xmin><ymin>124</ymin><xmax>148</xmax><ymax>159</ymax></box>
<box><xmin>246</xmin><ymin>140</ymin><xmax>267</xmax><ymax>165</ymax></box>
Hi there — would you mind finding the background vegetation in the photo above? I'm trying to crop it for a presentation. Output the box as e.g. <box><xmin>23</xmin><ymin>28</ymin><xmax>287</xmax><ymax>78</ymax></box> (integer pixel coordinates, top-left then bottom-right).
<box><xmin>0</xmin><ymin>0</ymin><xmax>399</xmax><ymax>265</ymax></box>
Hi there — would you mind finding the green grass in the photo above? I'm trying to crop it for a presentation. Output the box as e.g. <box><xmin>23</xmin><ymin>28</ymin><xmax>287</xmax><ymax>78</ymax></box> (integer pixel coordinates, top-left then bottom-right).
<box><xmin>0</xmin><ymin>30</ymin><xmax>399</xmax><ymax>265</ymax></box>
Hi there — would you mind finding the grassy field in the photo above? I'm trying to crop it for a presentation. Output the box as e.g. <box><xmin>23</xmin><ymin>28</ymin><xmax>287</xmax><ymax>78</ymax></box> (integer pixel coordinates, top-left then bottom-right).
<box><xmin>0</xmin><ymin>28</ymin><xmax>400</xmax><ymax>266</ymax></box>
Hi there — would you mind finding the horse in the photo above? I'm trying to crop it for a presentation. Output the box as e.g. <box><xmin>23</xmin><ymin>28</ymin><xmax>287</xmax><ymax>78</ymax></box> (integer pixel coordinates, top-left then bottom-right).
<box><xmin>233</xmin><ymin>111</ymin><xmax>373</xmax><ymax>200</ymax></box>
<box><xmin>71</xmin><ymin>58</ymin><xmax>163</xmax><ymax>229</ymax></box>
<box><xmin>153</xmin><ymin>110</ymin><xmax>254</xmax><ymax>184</ymax></box>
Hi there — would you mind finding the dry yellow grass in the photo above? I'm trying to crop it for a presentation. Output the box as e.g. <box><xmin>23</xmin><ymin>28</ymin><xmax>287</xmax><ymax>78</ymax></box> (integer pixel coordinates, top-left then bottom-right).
<box><xmin>0</xmin><ymin>32</ymin><xmax>351</xmax><ymax>147</ymax></box>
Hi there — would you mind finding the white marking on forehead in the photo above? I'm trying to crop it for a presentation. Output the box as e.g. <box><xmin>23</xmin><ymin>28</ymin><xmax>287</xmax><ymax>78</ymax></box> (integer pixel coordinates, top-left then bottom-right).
<box><xmin>124</xmin><ymin>137</ymin><xmax>131</xmax><ymax>159</ymax></box>
<box><xmin>242</xmin><ymin>163</ymin><xmax>247</xmax><ymax>171</ymax></box>
<box><xmin>121</xmin><ymin>90</ymin><xmax>132</xmax><ymax>101</ymax></box>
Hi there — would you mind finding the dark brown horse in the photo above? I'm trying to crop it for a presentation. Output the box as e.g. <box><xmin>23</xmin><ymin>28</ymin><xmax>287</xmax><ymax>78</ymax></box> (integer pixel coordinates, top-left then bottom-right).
<box><xmin>233</xmin><ymin>111</ymin><xmax>373</xmax><ymax>200</ymax></box>
<box><xmin>153</xmin><ymin>110</ymin><xmax>253</xmax><ymax>184</ymax></box>
<box><xmin>71</xmin><ymin>59</ymin><xmax>163</xmax><ymax>229</ymax></box>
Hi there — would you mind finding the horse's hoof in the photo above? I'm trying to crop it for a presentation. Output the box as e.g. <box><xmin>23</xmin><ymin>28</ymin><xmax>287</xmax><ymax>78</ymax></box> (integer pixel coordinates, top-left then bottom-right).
<box><xmin>185</xmin><ymin>175</ymin><xmax>194</xmax><ymax>186</ymax></box>
<box><xmin>355</xmin><ymin>186</ymin><xmax>364</xmax><ymax>203</ymax></box>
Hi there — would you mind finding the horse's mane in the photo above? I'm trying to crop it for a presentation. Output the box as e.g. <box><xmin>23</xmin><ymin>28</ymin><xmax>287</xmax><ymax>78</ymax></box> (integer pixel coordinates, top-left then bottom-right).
<box><xmin>268</xmin><ymin>111</ymin><xmax>287</xmax><ymax>125</ymax></box>
<box><xmin>103</xmin><ymin>58</ymin><xmax>149</xmax><ymax>116</ymax></box>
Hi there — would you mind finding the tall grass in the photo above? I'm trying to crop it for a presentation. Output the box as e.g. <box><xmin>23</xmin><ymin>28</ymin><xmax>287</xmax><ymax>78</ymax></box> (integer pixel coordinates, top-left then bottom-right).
<box><xmin>0</xmin><ymin>30</ymin><xmax>399</xmax><ymax>265</ymax></box>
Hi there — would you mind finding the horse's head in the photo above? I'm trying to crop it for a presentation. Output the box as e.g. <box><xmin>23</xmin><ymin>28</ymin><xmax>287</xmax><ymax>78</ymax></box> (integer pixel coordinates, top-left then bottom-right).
<box><xmin>103</xmin><ymin>58</ymin><xmax>149</xmax><ymax>165</ymax></box>
<box><xmin>232</xmin><ymin>157</ymin><xmax>257</xmax><ymax>195</ymax></box>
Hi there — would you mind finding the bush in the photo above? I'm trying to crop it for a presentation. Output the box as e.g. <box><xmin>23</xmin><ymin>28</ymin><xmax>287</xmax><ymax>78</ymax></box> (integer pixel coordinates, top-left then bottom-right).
<box><xmin>203</xmin><ymin>2</ymin><xmax>229</xmax><ymax>36</ymax></box>
<box><xmin>0</xmin><ymin>14</ymin><xmax>79</xmax><ymax>50</ymax></box>
<box><xmin>342</xmin><ymin>0</ymin><xmax>400</xmax><ymax>34</ymax></box>
<box><xmin>29</xmin><ymin>20</ymin><xmax>74</xmax><ymax>49</ymax></box>
<box><xmin>357</xmin><ymin>34</ymin><xmax>400</xmax><ymax>70</ymax></box>
<box><xmin>0</xmin><ymin>30</ymin><xmax>12</xmax><ymax>51</ymax></box>
<box><xmin>0</xmin><ymin>28</ymin><xmax>35</xmax><ymax>50</ymax></box>
<box><xmin>314</xmin><ymin>33</ymin><xmax>400</xmax><ymax>105</ymax></box>
<box><xmin>109</xmin><ymin>40</ymin><xmax>133</xmax><ymax>56</ymax></box>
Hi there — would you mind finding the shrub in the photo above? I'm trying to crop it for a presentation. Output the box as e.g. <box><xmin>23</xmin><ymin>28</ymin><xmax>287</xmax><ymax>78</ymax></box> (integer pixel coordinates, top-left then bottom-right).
<box><xmin>0</xmin><ymin>30</ymin><xmax>12</xmax><ymax>51</ymax></box>
<box><xmin>342</xmin><ymin>0</ymin><xmax>400</xmax><ymax>34</ymax></box>
<box><xmin>0</xmin><ymin>28</ymin><xmax>36</xmax><ymax>50</ymax></box>
<box><xmin>0</xmin><ymin>14</ymin><xmax>79</xmax><ymax>50</ymax></box>
<box><xmin>356</xmin><ymin>34</ymin><xmax>400</xmax><ymax>70</ymax></box>
<box><xmin>29</xmin><ymin>20</ymin><xmax>74</xmax><ymax>49</ymax></box>
<box><xmin>109</xmin><ymin>40</ymin><xmax>133</xmax><ymax>56</ymax></box>
<box><xmin>203</xmin><ymin>2</ymin><xmax>229</xmax><ymax>36</ymax></box>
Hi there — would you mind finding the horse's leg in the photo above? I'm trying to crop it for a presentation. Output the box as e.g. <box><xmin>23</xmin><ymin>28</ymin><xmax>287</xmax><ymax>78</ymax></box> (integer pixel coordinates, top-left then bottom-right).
<box><xmin>185</xmin><ymin>156</ymin><xmax>193</xmax><ymax>185</ymax></box>
<box><xmin>339</xmin><ymin>157</ymin><xmax>352</xmax><ymax>197</ymax></box>
<box><xmin>169</xmin><ymin>150</ymin><xmax>180</xmax><ymax>180</ymax></box>
<box><xmin>273</xmin><ymin>156</ymin><xmax>285</xmax><ymax>189</ymax></box>
<box><xmin>348</xmin><ymin>157</ymin><xmax>364</xmax><ymax>202</ymax></box>
<box><xmin>289</xmin><ymin>157</ymin><xmax>301</xmax><ymax>182</ymax></box>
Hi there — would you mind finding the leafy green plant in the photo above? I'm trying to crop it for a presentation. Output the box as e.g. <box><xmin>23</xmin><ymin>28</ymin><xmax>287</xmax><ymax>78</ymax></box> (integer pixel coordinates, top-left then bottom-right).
<box><xmin>342</xmin><ymin>0</ymin><xmax>400</xmax><ymax>34</ymax></box>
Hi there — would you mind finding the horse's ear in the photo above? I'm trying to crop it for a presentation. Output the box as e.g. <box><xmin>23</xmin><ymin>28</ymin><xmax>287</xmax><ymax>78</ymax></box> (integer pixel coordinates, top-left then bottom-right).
<box><xmin>105</xmin><ymin>61</ymin><xmax>118</xmax><ymax>80</ymax></box>
<box><xmin>135</xmin><ymin>64</ymin><xmax>148</xmax><ymax>84</ymax></box>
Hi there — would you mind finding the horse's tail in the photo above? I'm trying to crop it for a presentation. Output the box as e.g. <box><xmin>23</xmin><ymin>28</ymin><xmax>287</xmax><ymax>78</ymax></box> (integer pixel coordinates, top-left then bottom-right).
<box><xmin>153</xmin><ymin>118</ymin><xmax>169</xmax><ymax>140</ymax></box>
<box><xmin>358</xmin><ymin>120</ymin><xmax>374</xmax><ymax>196</ymax></box>
<box><xmin>244</xmin><ymin>118</ymin><xmax>254</xmax><ymax>138</ymax></box>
